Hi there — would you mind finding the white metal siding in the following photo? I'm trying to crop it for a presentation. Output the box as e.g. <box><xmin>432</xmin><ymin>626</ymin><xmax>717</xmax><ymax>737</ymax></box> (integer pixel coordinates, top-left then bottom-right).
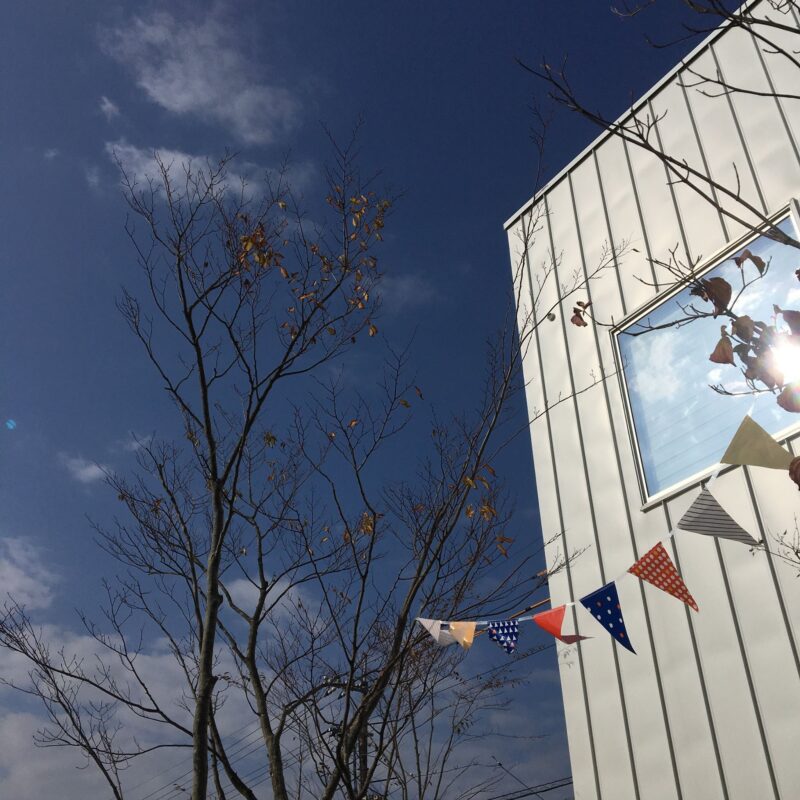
<box><xmin>507</xmin><ymin>4</ymin><xmax>800</xmax><ymax>797</ymax></box>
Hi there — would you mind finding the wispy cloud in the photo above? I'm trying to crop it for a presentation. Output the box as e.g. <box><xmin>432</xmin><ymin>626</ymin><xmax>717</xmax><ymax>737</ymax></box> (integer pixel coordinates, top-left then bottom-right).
<box><xmin>99</xmin><ymin>95</ymin><xmax>120</xmax><ymax>121</ymax></box>
<box><xmin>100</xmin><ymin>12</ymin><xmax>299</xmax><ymax>145</ymax></box>
<box><xmin>121</xmin><ymin>432</ymin><xmax>152</xmax><ymax>453</ymax></box>
<box><xmin>0</xmin><ymin>537</ymin><xmax>58</xmax><ymax>610</ymax></box>
<box><xmin>85</xmin><ymin>164</ymin><xmax>101</xmax><ymax>190</ymax></box>
<box><xmin>43</xmin><ymin>148</ymin><xmax>59</xmax><ymax>160</ymax></box>
<box><xmin>104</xmin><ymin>139</ymin><xmax>252</xmax><ymax>196</ymax></box>
<box><xmin>59</xmin><ymin>453</ymin><xmax>108</xmax><ymax>484</ymax></box>
<box><xmin>379</xmin><ymin>273</ymin><xmax>436</xmax><ymax>314</ymax></box>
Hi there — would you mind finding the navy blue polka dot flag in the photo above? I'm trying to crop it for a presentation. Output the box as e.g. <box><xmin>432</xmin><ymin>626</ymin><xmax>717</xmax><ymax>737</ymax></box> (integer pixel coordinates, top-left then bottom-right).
<box><xmin>579</xmin><ymin>581</ymin><xmax>635</xmax><ymax>654</ymax></box>
<box><xmin>486</xmin><ymin>620</ymin><xmax>518</xmax><ymax>654</ymax></box>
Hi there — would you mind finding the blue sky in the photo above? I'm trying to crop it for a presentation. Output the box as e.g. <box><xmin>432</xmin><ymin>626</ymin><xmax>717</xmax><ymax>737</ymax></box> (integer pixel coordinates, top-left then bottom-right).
<box><xmin>0</xmin><ymin>2</ymin><xmax>700</xmax><ymax>797</ymax></box>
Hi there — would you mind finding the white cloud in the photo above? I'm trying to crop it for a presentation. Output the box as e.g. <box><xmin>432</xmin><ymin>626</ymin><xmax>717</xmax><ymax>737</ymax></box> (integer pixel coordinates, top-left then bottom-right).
<box><xmin>84</xmin><ymin>164</ymin><xmax>101</xmax><ymax>190</ymax></box>
<box><xmin>105</xmin><ymin>140</ymin><xmax>253</xmax><ymax>197</ymax></box>
<box><xmin>0</xmin><ymin>538</ymin><xmax>57</xmax><ymax>610</ymax></box>
<box><xmin>59</xmin><ymin>453</ymin><xmax>108</xmax><ymax>484</ymax></box>
<box><xmin>121</xmin><ymin>432</ymin><xmax>152</xmax><ymax>453</ymax></box>
<box><xmin>42</xmin><ymin>148</ymin><xmax>59</xmax><ymax>160</ymax></box>
<box><xmin>100</xmin><ymin>12</ymin><xmax>299</xmax><ymax>145</ymax></box>
<box><xmin>628</xmin><ymin>332</ymin><xmax>691</xmax><ymax>404</ymax></box>
<box><xmin>99</xmin><ymin>95</ymin><xmax>120</xmax><ymax>121</ymax></box>
<box><xmin>379</xmin><ymin>273</ymin><xmax>436</xmax><ymax>314</ymax></box>
<box><xmin>786</xmin><ymin>287</ymin><xmax>800</xmax><ymax>306</ymax></box>
<box><xmin>0</xmin><ymin>711</ymin><xmax>110</xmax><ymax>800</ymax></box>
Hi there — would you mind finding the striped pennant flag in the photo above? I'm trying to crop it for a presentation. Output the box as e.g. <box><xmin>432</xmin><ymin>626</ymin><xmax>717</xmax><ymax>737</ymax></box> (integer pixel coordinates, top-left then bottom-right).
<box><xmin>677</xmin><ymin>487</ymin><xmax>759</xmax><ymax>547</ymax></box>
<box><xmin>628</xmin><ymin>542</ymin><xmax>698</xmax><ymax>612</ymax></box>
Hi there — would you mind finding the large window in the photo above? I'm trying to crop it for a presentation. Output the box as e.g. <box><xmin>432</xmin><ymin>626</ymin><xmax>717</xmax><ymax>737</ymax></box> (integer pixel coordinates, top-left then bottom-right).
<box><xmin>617</xmin><ymin>214</ymin><xmax>800</xmax><ymax>499</ymax></box>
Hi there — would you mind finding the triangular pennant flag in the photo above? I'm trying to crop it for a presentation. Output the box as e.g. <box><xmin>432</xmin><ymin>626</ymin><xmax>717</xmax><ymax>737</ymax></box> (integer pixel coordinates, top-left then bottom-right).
<box><xmin>721</xmin><ymin>415</ymin><xmax>792</xmax><ymax>471</ymax></box>
<box><xmin>579</xmin><ymin>582</ymin><xmax>635</xmax><ymax>653</ymax></box>
<box><xmin>677</xmin><ymin>487</ymin><xmax>759</xmax><ymax>546</ymax></box>
<box><xmin>628</xmin><ymin>542</ymin><xmax>698</xmax><ymax>612</ymax></box>
<box><xmin>533</xmin><ymin>604</ymin><xmax>589</xmax><ymax>644</ymax></box>
<box><xmin>486</xmin><ymin>620</ymin><xmax>519</xmax><ymax>654</ymax></box>
<box><xmin>416</xmin><ymin>617</ymin><xmax>456</xmax><ymax>646</ymax></box>
<box><xmin>448</xmin><ymin>620</ymin><xmax>477</xmax><ymax>650</ymax></box>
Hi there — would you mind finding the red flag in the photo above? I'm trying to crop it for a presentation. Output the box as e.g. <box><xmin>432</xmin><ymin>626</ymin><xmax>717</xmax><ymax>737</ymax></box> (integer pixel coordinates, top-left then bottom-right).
<box><xmin>629</xmin><ymin>542</ymin><xmax>698</xmax><ymax>612</ymax></box>
<box><xmin>534</xmin><ymin>604</ymin><xmax>589</xmax><ymax>644</ymax></box>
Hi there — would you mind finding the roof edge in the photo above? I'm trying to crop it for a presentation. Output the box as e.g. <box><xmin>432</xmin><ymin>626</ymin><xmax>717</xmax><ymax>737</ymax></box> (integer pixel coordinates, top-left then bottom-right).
<box><xmin>503</xmin><ymin>0</ymin><xmax>759</xmax><ymax>232</ymax></box>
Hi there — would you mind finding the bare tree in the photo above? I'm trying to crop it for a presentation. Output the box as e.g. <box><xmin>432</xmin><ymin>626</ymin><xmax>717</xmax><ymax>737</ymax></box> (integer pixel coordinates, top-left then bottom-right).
<box><xmin>0</xmin><ymin>133</ymin><xmax>618</xmax><ymax>799</ymax></box>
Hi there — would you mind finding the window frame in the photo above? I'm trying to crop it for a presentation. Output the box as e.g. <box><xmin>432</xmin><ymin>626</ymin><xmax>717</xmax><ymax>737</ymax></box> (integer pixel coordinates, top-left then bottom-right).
<box><xmin>611</xmin><ymin>201</ymin><xmax>800</xmax><ymax>509</ymax></box>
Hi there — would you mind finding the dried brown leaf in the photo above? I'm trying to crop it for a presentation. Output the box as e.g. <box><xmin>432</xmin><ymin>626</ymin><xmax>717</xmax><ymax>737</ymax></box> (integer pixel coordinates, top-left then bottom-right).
<box><xmin>709</xmin><ymin>335</ymin><xmax>735</xmax><ymax>365</ymax></box>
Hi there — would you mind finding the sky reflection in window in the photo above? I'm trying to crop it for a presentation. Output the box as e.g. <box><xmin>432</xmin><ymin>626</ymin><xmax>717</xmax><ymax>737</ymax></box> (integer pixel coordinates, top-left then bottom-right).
<box><xmin>618</xmin><ymin>216</ymin><xmax>800</xmax><ymax>497</ymax></box>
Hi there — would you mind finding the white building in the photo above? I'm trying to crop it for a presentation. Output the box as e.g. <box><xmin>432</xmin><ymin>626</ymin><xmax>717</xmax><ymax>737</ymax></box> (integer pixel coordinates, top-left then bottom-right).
<box><xmin>505</xmin><ymin>3</ymin><xmax>800</xmax><ymax>798</ymax></box>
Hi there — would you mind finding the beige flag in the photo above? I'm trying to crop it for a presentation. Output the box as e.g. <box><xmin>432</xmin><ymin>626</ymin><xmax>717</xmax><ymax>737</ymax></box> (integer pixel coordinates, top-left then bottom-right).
<box><xmin>721</xmin><ymin>416</ymin><xmax>792</xmax><ymax>471</ymax></box>
<box><xmin>448</xmin><ymin>621</ymin><xmax>477</xmax><ymax>650</ymax></box>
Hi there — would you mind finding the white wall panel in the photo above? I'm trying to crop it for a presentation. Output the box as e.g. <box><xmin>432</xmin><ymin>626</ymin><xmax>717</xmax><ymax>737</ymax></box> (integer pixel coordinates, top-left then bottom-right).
<box><xmin>648</xmin><ymin>80</ymin><xmax>728</xmax><ymax>260</ymax></box>
<box><xmin>680</xmin><ymin>49</ymin><xmax>763</xmax><ymax>241</ymax></box>
<box><xmin>506</xmin><ymin>223</ymin><xmax>601</xmax><ymax>799</ymax></box>
<box><xmin>713</xmin><ymin>29</ymin><xmax>800</xmax><ymax>214</ymax></box>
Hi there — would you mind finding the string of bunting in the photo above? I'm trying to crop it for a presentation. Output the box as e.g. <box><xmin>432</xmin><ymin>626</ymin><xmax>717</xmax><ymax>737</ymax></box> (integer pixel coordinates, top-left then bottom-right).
<box><xmin>416</xmin><ymin>415</ymin><xmax>793</xmax><ymax>656</ymax></box>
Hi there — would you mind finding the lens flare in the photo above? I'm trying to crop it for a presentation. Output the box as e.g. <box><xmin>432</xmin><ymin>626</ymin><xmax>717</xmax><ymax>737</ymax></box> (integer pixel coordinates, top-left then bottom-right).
<box><xmin>772</xmin><ymin>340</ymin><xmax>800</xmax><ymax>385</ymax></box>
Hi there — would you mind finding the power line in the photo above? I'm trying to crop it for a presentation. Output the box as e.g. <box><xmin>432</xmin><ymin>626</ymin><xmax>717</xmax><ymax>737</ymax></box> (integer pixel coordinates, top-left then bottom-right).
<box><xmin>486</xmin><ymin>776</ymin><xmax>573</xmax><ymax>800</ymax></box>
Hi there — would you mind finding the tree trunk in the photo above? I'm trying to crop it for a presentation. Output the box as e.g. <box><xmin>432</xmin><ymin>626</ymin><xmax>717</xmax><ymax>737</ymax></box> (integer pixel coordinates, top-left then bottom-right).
<box><xmin>191</xmin><ymin>508</ymin><xmax>224</xmax><ymax>800</ymax></box>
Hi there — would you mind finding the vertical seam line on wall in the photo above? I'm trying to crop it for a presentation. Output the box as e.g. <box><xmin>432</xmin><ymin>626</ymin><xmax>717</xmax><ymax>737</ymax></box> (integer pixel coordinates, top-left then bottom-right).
<box><xmin>705</xmin><ymin>523</ymin><xmax>781</xmax><ymax>798</ymax></box>
<box><xmin>749</xmin><ymin>31</ymin><xmax>800</xmax><ymax>169</ymax></box>
<box><xmin>648</xmin><ymin>83</ymin><xmax>778</xmax><ymax>796</ymax></box>
<box><xmin>741</xmin><ymin>465</ymin><xmax>800</xmax><ymax>679</ymax></box>
<box><xmin>712</xmin><ymin>35</ymin><xmax>796</xmax><ymax>794</ymax></box>
<box><xmin>708</xmin><ymin>43</ymin><xmax>768</xmax><ymax>214</ymax></box>
<box><xmin>662</xmin><ymin>504</ymin><xmax>730</xmax><ymax>800</ymax></box>
<box><xmin>567</xmin><ymin>169</ymin><xmax>683</xmax><ymax>800</ymax></box>
<box><xmin>543</xmin><ymin>193</ymin><xmax>642</xmax><ymax>800</ymax></box>
<box><xmin>677</xmin><ymin>80</ymin><xmax>730</xmax><ymax>241</ymax></box>
<box><xmin>519</xmin><ymin>213</ymin><xmax>603</xmax><ymax>800</ymax></box>
<box><xmin>647</xmin><ymin>99</ymin><xmax>695</xmax><ymax>265</ymax></box>
<box><xmin>621</xmin><ymin>138</ymin><xmax>661</xmax><ymax>292</ymax></box>
<box><xmin>618</xmin><ymin>82</ymin><xmax>730</xmax><ymax>794</ymax></box>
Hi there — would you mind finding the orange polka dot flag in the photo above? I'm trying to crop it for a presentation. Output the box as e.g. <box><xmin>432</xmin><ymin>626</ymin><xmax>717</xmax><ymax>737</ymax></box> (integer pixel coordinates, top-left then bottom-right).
<box><xmin>628</xmin><ymin>542</ymin><xmax>699</xmax><ymax>612</ymax></box>
<box><xmin>579</xmin><ymin>582</ymin><xmax>635</xmax><ymax>653</ymax></box>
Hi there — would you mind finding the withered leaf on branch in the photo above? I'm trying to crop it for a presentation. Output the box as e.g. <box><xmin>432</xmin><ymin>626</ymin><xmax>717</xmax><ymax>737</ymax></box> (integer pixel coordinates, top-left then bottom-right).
<box><xmin>777</xmin><ymin>383</ymin><xmax>800</xmax><ymax>413</ymax></box>
<box><xmin>745</xmin><ymin>351</ymin><xmax>783</xmax><ymax>389</ymax></box>
<box><xmin>734</xmin><ymin>248</ymin><xmax>766</xmax><ymax>275</ymax></box>
<box><xmin>709</xmin><ymin>330</ymin><xmax>735</xmax><ymax>365</ymax></box>
<box><xmin>698</xmin><ymin>277</ymin><xmax>732</xmax><ymax>318</ymax></box>
<box><xmin>570</xmin><ymin>299</ymin><xmax>592</xmax><ymax>327</ymax></box>
<box><xmin>733</xmin><ymin>343</ymin><xmax>752</xmax><ymax>362</ymax></box>
<box><xmin>775</xmin><ymin>305</ymin><xmax>800</xmax><ymax>336</ymax></box>
<box><xmin>570</xmin><ymin>308</ymin><xmax>588</xmax><ymax>327</ymax></box>
<box><xmin>731</xmin><ymin>315</ymin><xmax>755</xmax><ymax>342</ymax></box>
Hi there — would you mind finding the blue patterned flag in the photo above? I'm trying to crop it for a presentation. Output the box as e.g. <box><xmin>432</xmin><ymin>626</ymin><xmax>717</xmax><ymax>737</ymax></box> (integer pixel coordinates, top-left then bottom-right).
<box><xmin>579</xmin><ymin>582</ymin><xmax>636</xmax><ymax>654</ymax></box>
<box><xmin>486</xmin><ymin>620</ymin><xmax>518</xmax><ymax>654</ymax></box>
